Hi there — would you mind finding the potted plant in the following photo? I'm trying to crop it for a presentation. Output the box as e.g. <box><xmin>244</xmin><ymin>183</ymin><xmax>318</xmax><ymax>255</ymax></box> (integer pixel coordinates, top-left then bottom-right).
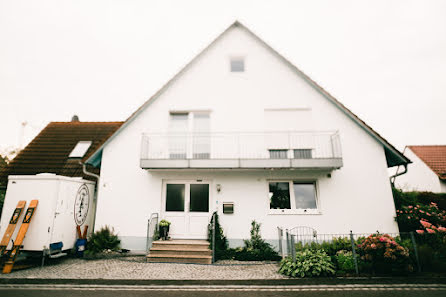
<box><xmin>159</xmin><ymin>219</ymin><xmax>171</xmax><ymax>240</ymax></box>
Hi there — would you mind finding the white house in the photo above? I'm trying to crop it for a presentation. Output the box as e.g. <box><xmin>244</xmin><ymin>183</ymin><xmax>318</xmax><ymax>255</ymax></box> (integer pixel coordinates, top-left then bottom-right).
<box><xmin>394</xmin><ymin>145</ymin><xmax>446</xmax><ymax>193</ymax></box>
<box><xmin>86</xmin><ymin>22</ymin><xmax>410</xmax><ymax>251</ymax></box>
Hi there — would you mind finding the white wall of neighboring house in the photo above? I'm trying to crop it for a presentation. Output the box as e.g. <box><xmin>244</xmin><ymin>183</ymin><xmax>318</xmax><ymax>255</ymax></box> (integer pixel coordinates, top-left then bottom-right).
<box><xmin>94</xmin><ymin>25</ymin><xmax>399</xmax><ymax>251</ymax></box>
<box><xmin>395</xmin><ymin>148</ymin><xmax>445</xmax><ymax>193</ymax></box>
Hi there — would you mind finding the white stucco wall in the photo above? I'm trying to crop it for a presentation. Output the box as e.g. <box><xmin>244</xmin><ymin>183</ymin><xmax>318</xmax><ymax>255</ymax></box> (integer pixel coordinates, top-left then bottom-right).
<box><xmin>94</xmin><ymin>26</ymin><xmax>399</xmax><ymax>251</ymax></box>
<box><xmin>394</xmin><ymin>148</ymin><xmax>444</xmax><ymax>193</ymax></box>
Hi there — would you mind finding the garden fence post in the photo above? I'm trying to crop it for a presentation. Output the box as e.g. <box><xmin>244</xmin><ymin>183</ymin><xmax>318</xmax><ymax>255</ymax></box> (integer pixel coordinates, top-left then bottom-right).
<box><xmin>212</xmin><ymin>213</ymin><xmax>216</xmax><ymax>264</ymax></box>
<box><xmin>410</xmin><ymin>231</ymin><xmax>421</xmax><ymax>273</ymax></box>
<box><xmin>350</xmin><ymin>230</ymin><xmax>359</xmax><ymax>275</ymax></box>
<box><xmin>277</xmin><ymin>227</ymin><xmax>283</xmax><ymax>258</ymax></box>
<box><xmin>291</xmin><ymin>234</ymin><xmax>296</xmax><ymax>262</ymax></box>
<box><xmin>285</xmin><ymin>230</ymin><xmax>290</xmax><ymax>257</ymax></box>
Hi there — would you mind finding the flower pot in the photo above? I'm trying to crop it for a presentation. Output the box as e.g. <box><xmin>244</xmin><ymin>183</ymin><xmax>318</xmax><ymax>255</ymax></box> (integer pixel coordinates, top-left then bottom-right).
<box><xmin>159</xmin><ymin>225</ymin><xmax>170</xmax><ymax>240</ymax></box>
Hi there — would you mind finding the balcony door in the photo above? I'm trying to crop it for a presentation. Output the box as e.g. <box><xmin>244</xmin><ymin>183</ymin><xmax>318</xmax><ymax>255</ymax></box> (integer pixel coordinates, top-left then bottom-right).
<box><xmin>162</xmin><ymin>181</ymin><xmax>211</xmax><ymax>239</ymax></box>
<box><xmin>168</xmin><ymin>112</ymin><xmax>210</xmax><ymax>159</ymax></box>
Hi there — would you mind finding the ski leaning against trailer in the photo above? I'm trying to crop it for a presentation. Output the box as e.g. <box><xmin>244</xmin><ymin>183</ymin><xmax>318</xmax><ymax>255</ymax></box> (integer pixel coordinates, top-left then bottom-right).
<box><xmin>0</xmin><ymin>200</ymin><xmax>26</xmax><ymax>257</ymax></box>
<box><xmin>2</xmin><ymin>199</ymin><xmax>38</xmax><ymax>274</ymax></box>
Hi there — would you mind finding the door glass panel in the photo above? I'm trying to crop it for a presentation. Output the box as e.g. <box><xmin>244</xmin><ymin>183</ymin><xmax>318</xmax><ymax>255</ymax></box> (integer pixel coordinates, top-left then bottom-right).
<box><xmin>190</xmin><ymin>184</ymin><xmax>209</xmax><ymax>212</ymax></box>
<box><xmin>193</xmin><ymin>113</ymin><xmax>210</xmax><ymax>159</ymax></box>
<box><xmin>169</xmin><ymin>113</ymin><xmax>188</xmax><ymax>159</ymax></box>
<box><xmin>166</xmin><ymin>184</ymin><xmax>185</xmax><ymax>211</ymax></box>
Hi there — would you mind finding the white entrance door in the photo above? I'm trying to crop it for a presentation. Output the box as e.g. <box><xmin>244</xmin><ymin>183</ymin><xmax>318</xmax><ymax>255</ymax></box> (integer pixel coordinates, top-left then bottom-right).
<box><xmin>162</xmin><ymin>181</ymin><xmax>211</xmax><ymax>239</ymax></box>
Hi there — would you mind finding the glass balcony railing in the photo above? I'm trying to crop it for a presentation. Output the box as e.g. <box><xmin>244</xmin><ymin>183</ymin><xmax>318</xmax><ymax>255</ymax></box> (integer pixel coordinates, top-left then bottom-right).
<box><xmin>140</xmin><ymin>131</ymin><xmax>342</xmax><ymax>170</ymax></box>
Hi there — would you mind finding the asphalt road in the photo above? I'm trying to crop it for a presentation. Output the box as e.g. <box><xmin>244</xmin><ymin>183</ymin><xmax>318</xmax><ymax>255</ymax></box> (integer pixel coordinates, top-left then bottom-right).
<box><xmin>1</xmin><ymin>284</ymin><xmax>445</xmax><ymax>297</ymax></box>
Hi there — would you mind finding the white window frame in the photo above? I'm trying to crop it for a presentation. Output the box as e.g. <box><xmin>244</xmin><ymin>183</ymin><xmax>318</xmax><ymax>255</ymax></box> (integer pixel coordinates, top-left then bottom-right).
<box><xmin>268</xmin><ymin>180</ymin><xmax>321</xmax><ymax>215</ymax></box>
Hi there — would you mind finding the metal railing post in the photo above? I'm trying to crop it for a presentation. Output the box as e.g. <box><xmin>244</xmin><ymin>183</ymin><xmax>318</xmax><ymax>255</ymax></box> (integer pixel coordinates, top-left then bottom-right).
<box><xmin>146</xmin><ymin>213</ymin><xmax>159</xmax><ymax>255</ymax></box>
<box><xmin>290</xmin><ymin>234</ymin><xmax>296</xmax><ymax>262</ymax></box>
<box><xmin>350</xmin><ymin>230</ymin><xmax>359</xmax><ymax>275</ymax></box>
<box><xmin>410</xmin><ymin>231</ymin><xmax>421</xmax><ymax>273</ymax></box>
<box><xmin>146</xmin><ymin>218</ymin><xmax>150</xmax><ymax>254</ymax></box>
<box><xmin>212</xmin><ymin>212</ymin><xmax>216</xmax><ymax>264</ymax></box>
<box><xmin>285</xmin><ymin>229</ymin><xmax>290</xmax><ymax>257</ymax></box>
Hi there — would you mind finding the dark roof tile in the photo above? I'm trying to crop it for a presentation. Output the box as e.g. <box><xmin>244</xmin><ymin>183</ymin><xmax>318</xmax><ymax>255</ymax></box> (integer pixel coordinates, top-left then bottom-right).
<box><xmin>0</xmin><ymin>121</ymin><xmax>123</xmax><ymax>186</ymax></box>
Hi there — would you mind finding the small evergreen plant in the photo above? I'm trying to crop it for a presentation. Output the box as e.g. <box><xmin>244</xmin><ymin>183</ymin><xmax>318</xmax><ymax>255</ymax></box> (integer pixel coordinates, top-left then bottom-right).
<box><xmin>85</xmin><ymin>225</ymin><xmax>121</xmax><ymax>255</ymax></box>
<box><xmin>208</xmin><ymin>212</ymin><xmax>228</xmax><ymax>260</ymax></box>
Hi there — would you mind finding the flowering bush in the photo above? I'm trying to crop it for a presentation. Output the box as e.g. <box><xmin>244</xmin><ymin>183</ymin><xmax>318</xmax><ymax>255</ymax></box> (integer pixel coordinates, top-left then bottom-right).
<box><xmin>396</xmin><ymin>202</ymin><xmax>446</xmax><ymax>232</ymax></box>
<box><xmin>358</xmin><ymin>233</ymin><xmax>412</xmax><ymax>274</ymax></box>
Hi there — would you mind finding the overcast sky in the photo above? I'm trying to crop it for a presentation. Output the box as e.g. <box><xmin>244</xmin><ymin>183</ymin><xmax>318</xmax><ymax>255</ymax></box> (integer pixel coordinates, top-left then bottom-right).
<box><xmin>0</xmin><ymin>0</ymin><xmax>445</xmax><ymax>153</ymax></box>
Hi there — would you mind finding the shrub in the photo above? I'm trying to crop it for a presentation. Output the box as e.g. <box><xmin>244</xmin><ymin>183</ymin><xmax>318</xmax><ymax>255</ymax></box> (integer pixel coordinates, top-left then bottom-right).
<box><xmin>234</xmin><ymin>220</ymin><xmax>280</xmax><ymax>261</ymax></box>
<box><xmin>296</xmin><ymin>236</ymin><xmax>356</xmax><ymax>256</ymax></box>
<box><xmin>334</xmin><ymin>250</ymin><xmax>357</xmax><ymax>274</ymax></box>
<box><xmin>393</xmin><ymin>188</ymin><xmax>446</xmax><ymax>211</ymax></box>
<box><xmin>208</xmin><ymin>212</ymin><xmax>228</xmax><ymax>260</ymax></box>
<box><xmin>85</xmin><ymin>226</ymin><xmax>121</xmax><ymax>255</ymax></box>
<box><xmin>357</xmin><ymin>233</ymin><xmax>412</xmax><ymax>274</ymax></box>
<box><xmin>395</xmin><ymin>202</ymin><xmax>446</xmax><ymax>232</ymax></box>
<box><xmin>279</xmin><ymin>250</ymin><xmax>335</xmax><ymax>277</ymax></box>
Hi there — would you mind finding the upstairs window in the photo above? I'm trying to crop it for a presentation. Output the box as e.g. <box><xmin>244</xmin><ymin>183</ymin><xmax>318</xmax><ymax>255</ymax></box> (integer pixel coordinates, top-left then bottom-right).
<box><xmin>69</xmin><ymin>141</ymin><xmax>92</xmax><ymax>158</ymax></box>
<box><xmin>230</xmin><ymin>58</ymin><xmax>245</xmax><ymax>72</ymax></box>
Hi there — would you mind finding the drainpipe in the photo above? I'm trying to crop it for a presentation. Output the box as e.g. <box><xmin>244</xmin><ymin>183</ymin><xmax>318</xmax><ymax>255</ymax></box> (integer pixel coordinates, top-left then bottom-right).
<box><xmin>79</xmin><ymin>161</ymin><xmax>100</xmax><ymax>233</ymax></box>
<box><xmin>80</xmin><ymin>161</ymin><xmax>100</xmax><ymax>180</ymax></box>
<box><xmin>389</xmin><ymin>146</ymin><xmax>409</xmax><ymax>186</ymax></box>
<box><xmin>390</xmin><ymin>164</ymin><xmax>408</xmax><ymax>186</ymax></box>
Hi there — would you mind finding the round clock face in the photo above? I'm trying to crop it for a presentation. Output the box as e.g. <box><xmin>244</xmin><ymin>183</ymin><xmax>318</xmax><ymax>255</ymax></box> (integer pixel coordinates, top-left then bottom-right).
<box><xmin>74</xmin><ymin>184</ymin><xmax>90</xmax><ymax>226</ymax></box>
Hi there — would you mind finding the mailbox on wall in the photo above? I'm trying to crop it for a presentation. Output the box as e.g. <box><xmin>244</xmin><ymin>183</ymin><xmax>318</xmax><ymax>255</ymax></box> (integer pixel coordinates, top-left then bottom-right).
<box><xmin>223</xmin><ymin>202</ymin><xmax>234</xmax><ymax>214</ymax></box>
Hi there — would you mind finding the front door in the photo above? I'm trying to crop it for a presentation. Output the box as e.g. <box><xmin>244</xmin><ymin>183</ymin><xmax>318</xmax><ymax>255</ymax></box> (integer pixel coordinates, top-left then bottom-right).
<box><xmin>162</xmin><ymin>181</ymin><xmax>211</xmax><ymax>239</ymax></box>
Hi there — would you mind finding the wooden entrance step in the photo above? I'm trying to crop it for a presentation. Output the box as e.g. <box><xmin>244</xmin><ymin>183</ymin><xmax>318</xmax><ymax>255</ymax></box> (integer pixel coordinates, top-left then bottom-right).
<box><xmin>147</xmin><ymin>240</ymin><xmax>212</xmax><ymax>264</ymax></box>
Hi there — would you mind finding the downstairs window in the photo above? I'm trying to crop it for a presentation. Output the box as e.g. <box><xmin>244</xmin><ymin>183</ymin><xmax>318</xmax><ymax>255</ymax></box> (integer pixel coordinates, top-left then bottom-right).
<box><xmin>269</xmin><ymin>181</ymin><xmax>318</xmax><ymax>214</ymax></box>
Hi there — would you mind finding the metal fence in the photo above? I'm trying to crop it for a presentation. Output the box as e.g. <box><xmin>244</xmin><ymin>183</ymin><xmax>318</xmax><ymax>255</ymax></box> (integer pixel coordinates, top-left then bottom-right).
<box><xmin>277</xmin><ymin>226</ymin><xmax>446</xmax><ymax>274</ymax></box>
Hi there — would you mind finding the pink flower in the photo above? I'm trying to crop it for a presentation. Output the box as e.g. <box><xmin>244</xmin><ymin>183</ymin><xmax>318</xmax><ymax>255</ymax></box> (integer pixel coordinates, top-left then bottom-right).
<box><xmin>371</xmin><ymin>244</ymin><xmax>376</xmax><ymax>249</ymax></box>
<box><xmin>379</xmin><ymin>237</ymin><xmax>386</xmax><ymax>242</ymax></box>
<box><xmin>426</xmin><ymin>228</ymin><xmax>435</xmax><ymax>234</ymax></box>
<box><xmin>408</xmin><ymin>216</ymin><xmax>411</xmax><ymax>219</ymax></box>
<box><xmin>438</xmin><ymin>227</ymin><xmax>446</xmax><ymax>232</ymax></box>
<box><xmin>409</xmin><ymin>205</ymin><xmax>413</xmax><ymax>209</ymax></box>
<box><xmin>420</xmin><ymin>220</ymin><xmax>432</xmax><ymax>228</ymax></box>
<box><xmin>416</xmin><ymin>230</ymin><xmax>425</xmax><ymax>234</ymax></box>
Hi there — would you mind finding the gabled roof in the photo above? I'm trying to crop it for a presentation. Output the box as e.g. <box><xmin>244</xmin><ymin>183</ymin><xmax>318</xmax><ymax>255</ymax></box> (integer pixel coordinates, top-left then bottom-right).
<box><xmin>86</xmin><ymin>21</ymin><xmax>410</xmax><ymax>168</ymax></box>
<box><xmin>408</xmin><ymin>145</ymin><xmax>446</xmax><ymax>180</ymax></box>
<box><xmin>0</xmin><ymin>121</ymin><xmax>123</xmax><ymax>186</ymax></box>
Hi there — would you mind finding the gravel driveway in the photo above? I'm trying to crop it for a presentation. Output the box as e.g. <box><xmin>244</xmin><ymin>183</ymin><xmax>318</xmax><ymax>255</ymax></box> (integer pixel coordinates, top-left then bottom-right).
<box><xmin>0</xmin><ymin>256</ymin><xmax>285</xmax><ymax>280</ymax></box>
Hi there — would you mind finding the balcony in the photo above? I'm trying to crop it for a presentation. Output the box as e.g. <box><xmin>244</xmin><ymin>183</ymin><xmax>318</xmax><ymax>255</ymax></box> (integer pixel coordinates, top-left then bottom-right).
<box><xmin>140</xmin><ymin>131</ymin><xmax>343</xmax><ymax>170</ymax></box>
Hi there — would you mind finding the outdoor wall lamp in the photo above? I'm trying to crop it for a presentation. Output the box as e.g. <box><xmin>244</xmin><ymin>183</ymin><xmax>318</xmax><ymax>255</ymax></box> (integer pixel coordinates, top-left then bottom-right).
<box><xmin>216</xmin><ymin>184</ymin><xmax>222</xmax><ymax>193</ymax></box>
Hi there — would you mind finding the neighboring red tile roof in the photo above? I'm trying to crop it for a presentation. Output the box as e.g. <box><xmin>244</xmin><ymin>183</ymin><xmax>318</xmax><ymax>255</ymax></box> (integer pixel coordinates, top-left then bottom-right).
<box><xmin>0</xmin><ymin>121</ymin><xmax>123</xmax><ymax>186</ymax></box>
<box><xmin>408</xmin><ymin>145</ymin><xmax>446</xmax><ymax>180</ymax></box>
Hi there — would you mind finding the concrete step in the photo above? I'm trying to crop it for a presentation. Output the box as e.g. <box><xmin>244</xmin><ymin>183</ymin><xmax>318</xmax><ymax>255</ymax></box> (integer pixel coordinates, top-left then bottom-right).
<box><xmin>148</xmin><ymin>240</ymin><xmax>212</xmax><ymax>264</ymax></box>
<box><xmin>149</xmin><ymin>248</ymin><xmax>212</xmax><ymax>256</ymax></box>
<box><xmin>151</xmin><ymin>240</ymin><xmax>209</xmax><ymax>250</ymax></box>
<box><xmin>147</xmin><ymin>254</ymin><xmax>212</xmax><ymax>264</ymax></box>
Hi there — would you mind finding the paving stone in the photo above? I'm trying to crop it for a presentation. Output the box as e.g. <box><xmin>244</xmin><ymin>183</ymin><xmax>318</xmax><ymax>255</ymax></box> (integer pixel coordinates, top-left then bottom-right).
<box><xmin>0</xmin><ymin>257</ymin><xmax>286</xmax><ymax>279</ymax></box>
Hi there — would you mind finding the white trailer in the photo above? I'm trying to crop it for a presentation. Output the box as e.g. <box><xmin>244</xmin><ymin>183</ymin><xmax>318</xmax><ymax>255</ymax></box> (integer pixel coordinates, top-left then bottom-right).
<box><xmin>0</xmin><ymin>174</ymin><xmax>96</xmax><ymax>255</ymax></box>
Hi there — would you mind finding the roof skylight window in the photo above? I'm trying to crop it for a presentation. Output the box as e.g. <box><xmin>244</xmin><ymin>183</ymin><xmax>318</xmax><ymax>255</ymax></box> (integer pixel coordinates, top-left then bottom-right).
<box><xmin>69</xmin><ymin>141</ymin><xmax>92</xmax><ymax>158</ymax></box>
